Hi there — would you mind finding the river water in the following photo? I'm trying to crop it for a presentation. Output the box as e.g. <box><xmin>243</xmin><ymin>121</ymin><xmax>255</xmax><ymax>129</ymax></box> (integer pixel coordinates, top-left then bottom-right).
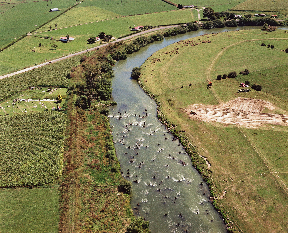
<box><xmin>108</xmin><ymin>26</ymin><xmax>287</xmax><ymax>233</ymax></box>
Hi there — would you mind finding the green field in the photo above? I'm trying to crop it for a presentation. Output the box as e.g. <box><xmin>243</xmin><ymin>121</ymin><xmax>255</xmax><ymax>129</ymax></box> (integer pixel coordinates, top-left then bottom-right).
<box><xmin>0</xmin><ymin>0</ymin><xmax>77</xmax><ymax>49</ymax></box>
<box><xmin>232</xmin><ymin>0</ymin><xmax>288</xmax><ymax>16</ymax></box>
<box><xmin>139</xmin><ymin>29</ymin><xmax>288</xmax><ymax>232</ymax></box>
<box><xmin>0</xmin><ymin>8</ymin><xmax>196</xmax><ymax>75</ymax></box>
<box><xmin>0</xmin><ymin>187</ymin><xmax>59</xmax><ymax>232</ymax></box>
<box><xmin>170</xmin><ymin>0</ymin><xmax>247</xmax><ymax>11</ymax></box>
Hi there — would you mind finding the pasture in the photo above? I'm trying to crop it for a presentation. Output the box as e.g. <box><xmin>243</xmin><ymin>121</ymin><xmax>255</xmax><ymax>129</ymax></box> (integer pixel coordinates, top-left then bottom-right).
<box><xmin>0</xmin><ymin>8</ymin><xmax>195</xmax><ymax>75</ymax></box>
<box><xmin>139</xmin><ymin>29</ymin><xmax>288</xmax><ymax>232</ymax></box>
<box><xmin>0</xmin><ymin>0</ymin><xmax>77</xmax><ymax>49</ymax></box>
<box><xmin>0</xmin><ymin>187</ymin><xmax>59</xmax><ymax>232</ymax></box>
<box><xmin>232</xmin><ymin>0</ymin><xmax>288</xmax><ymax>16</ymax></box>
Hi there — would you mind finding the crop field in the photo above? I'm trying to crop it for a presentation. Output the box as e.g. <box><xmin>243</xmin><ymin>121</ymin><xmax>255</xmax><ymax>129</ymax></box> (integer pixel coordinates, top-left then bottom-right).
<box><xmin>139</xmin><ymin>29</ymin><xmax>288</xmax><ymax>232</ymax></box>
<box><xmin>232</xmin><ymin>0</ymin><xmax>288</xmax><ymax>16</ymax></box>
<box><xmin>0</xmin><ymin>111</ymin><xmax>66</xmax><ymax>187</ymax></box>
<box><xmin>0</xmin><ymin>187</ymin><xmax>59</xmax><ymax>232</ymax></box>
<box><xmin>0</xmin><ymin>0</ymin><xmax>77</xmax><ymax>49</ymax></box>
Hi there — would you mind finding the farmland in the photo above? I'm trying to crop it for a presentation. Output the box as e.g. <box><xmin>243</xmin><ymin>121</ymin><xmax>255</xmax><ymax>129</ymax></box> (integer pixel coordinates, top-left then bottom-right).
<box><xmin>1</xmin><ymin>0</ymin><xmax>288</xmax><ymax>232</ymax></box>
<box><xmin>0</xmin><ymin>0</ymin><xmax>77</xmax><ymax>49</ymax></box>
<box><xmin>139</xmin><ymin>29</ymin><xmax>288</xmax><ymax>232</ymax></box>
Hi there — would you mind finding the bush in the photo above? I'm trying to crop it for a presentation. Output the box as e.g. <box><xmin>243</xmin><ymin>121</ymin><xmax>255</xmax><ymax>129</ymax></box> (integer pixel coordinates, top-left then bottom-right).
<box><xmin>118</xmin><ymin>179</ymin><xmax>131</xmax><ymax>195</ymax></box>
<box><xmin>228</xmin><ymin>71</ymin><xmax>237</xmax><ymax>78</ymax></box>
<box><xmin>186</xmin><ymin>22</ymin><xmax>199</xmax><ymax>31</ymax></box>
<box><xmin>216</xmin><ymin>75</ymin><xmax>222</xmax><ymax>80</ymax></box>
<box><xmin>202</xmin><ymin>21</ymin><xmax>214</xmax><ymax>29</ymax></box>
<box><xmin>126</xmin><ymin>218</ymin><xmax>149</xmax><ymax>233</ymax></box>
<box><xmin>131</xmin><ymin>67</ymin><xmax>141</xmax><ymax>80</ymax></box>
<box><xmin>252</xmin><ymin>84</ymin><xmax>262</xmax><ymax>91</ymax></box>
<box><xmin>213</xmin><ymin>19</ymin><xmax>225</xmax><ymax>28</ymax></box>
<box><xmin>222</xmin><ymin>74</ymin><xmax>227</xmax><ymax>79</ymax></box>
<box><xmin>239</xmin><ymin>69</ymin><xmax>249</xmax><ymax>75</ymax></box>
<box><xmin>225</xmin><ymin>19</ymin><xmax>237</xmax><ymax>27</ymax></box>
<box><xmin>285</xmin><ymin>48</ymin><xmax>288</xmax><ymax>53</ymax></box>
<box><xmin>261</xmin><ymin>43</ymin><xmax>266</xmax><ymax>46</ymax></box>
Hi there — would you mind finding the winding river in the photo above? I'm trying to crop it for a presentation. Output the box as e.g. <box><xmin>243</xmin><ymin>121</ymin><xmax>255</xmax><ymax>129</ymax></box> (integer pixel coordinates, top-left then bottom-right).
<box><xmin>108</xmin><ymin>26</ymin><xmax>280</xmax><ymax>233</ymax></box>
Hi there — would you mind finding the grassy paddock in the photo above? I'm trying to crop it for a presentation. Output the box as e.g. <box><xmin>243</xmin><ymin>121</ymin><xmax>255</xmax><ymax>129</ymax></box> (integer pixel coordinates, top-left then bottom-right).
<box><xmin>139</xmin><ymin>29</ymin><xmax>288</xmax><ymax>232</ymax></box>
<box><xmin>232</xmin><ymin>0</ymin><xmax>288</xmax><ymax>16</ymax></box>
<box><xmin>0</xmin><ymin>9</ymin><xmax>196</xmax><ymax>75</ymax></box>
<box><xmin>0</xmin><ymin>0</ymin><xmax>77</xmax><ymax>49</ymax></box>
<box><xmin>0</xmin><ymin>187</ymin><xmax>59</xmax><ymax>232</ymax></box>
<box><xmin>79</xmin><ymin>0</ymin><xmax>176</xmax><ymax>16</ymax></box>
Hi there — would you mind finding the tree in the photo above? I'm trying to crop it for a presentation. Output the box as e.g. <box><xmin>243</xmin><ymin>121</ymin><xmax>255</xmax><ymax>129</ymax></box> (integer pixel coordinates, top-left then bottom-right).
<box><xmin>131</xmin><ymin>67</ymin><xmax>141</xmax><ymax>80</ymax></box>
<box><xmin>228</xmin><ymin>71</ymin><xmax>237</xmax><ymax>78</ymax></box>
<box><xmin>98</xmin><ymin>32</ymin><xmax>106</xmax><ymax>39</ymax></box>
<box><xmin>203</xmin><ymin>7</ymin><xmax>215</xmax><ymax>20</ymax></box>
<box><xmin>87</xmin><ymin>37</ymin><xmax>96</xmax><ymax>44</ymax></box>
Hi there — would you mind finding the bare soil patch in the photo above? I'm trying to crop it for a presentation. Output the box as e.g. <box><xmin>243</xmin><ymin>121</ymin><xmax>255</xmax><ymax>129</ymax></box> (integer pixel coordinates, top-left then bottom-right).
<box><xmin>185</xmin><ymin>97</ymin><xmax>288</xmax><ymax>128</ymax></box>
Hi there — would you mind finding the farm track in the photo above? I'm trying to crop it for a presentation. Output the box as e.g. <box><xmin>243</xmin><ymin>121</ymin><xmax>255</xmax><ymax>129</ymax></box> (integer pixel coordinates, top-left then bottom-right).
<box><xmin>206</xmin><ymin>37</ymin><xmax>288</xmax><ymax>104</ymax></box>
<box><xmin>0</xmin><ymin>25</ymin><xmax>180</xmax><ymax>80</ymax></box>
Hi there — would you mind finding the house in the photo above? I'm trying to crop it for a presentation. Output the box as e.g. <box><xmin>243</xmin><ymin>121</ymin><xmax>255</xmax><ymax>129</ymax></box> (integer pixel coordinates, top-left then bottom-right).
<box><xmin>59</xmin><ymin>37</ymin><xmax>75</xmax><ymax>42</ymax></box>
<box><xmin>49</xmin><ymin>8</ymin><xmax>59</xmax><ymax>12</ymax></box>
<box><xmin>131</xmin><ymin>26</ymin><xmax>144</xmax><ymax>31</ymax></box>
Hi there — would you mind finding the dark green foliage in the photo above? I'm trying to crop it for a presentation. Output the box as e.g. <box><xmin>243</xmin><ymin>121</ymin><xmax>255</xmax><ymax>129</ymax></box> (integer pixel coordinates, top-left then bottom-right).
<box><xmin>87</xmin><ymin>37</ymin><xmax>96</xmax><ymax>44</ymax></box>
<box><xmin>131</xmin><ymin>67</ymin><xmax>141</xmax><ymax>80</ymax></box>
<box><xmin>217</xmin><ymin>75</ymin><xmax>222</xmax><ymax>80</ymax></box>
<box><xmin>252</xmin><ymin>84</ymin><xmax>262</xmax><ymax>91</ymax></box>
<box><xmin>285</xmin><ymin>48</ymin><xmax>288</xmax><ymax>53</ymax></box>
<box><xmin>75</xmin><ymin>95</ymin><xmax>90</xmax><ymax>109</ymax></box>
<box><xmin>203</xmin><ymin>7</ymin><xmax>215</xmax><ymax>20</ymax></box>
<box><xmin>98</xmin><ymin>32</ymin><xmax>106</xmax><ymax>39</ymax></box>
<box><xmin>126</xmin><ymin>218</ymin><xmax>150</xmax><ymax>233</ymax></box>
<box><xmin>222</xmin><ymin>74</ymin><xmax>227</xmax><ymax>79</ymax></box>
<box><xmin>118</xmin><ymin>179</ymin><xmax>132</xmax><ymax>195</ymax></box>
<box><xmin>228</xmin><ymin>71</ymin><xmax>237</xmax><ymax>78</ymax></box>
<box><xmin>225</xmin><ymin>19</ymin><xmax>237</xmax><ymax>27</ymax></box>
<box><xmin>261</xmin><ymin>43</ymin><xmax>266</xmax><ymax>46</ymax></box>
<box><xmin>202</xmin><ymin>21</ymin><xmax>214</xmax><ymax>29</ymax></box>
<box><xmin>111</xmin><ymin>50</ymin><xmax>127</xmax><ymax>61</ymax></box>
<box><xmin>186</xmin><ymin>22</ymin><xmax>199</xmax><ymax>31</ymax></box>
<box><xmin>213</xmin><ymin>19</ymin><xmax>225</xmax><ymax>28</ymax></box>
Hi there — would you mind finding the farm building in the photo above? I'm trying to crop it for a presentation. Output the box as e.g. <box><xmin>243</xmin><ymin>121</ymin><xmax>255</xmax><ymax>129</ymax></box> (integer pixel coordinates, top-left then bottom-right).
<box><xmin>49</xmin><ymin>8</ymin><xmax>59</xmax><ymax>12</ymax></box>
<box><xmin>131</xmin><ymin>26</ymin><xmax>144</xmax><ymax>31</ymax></box>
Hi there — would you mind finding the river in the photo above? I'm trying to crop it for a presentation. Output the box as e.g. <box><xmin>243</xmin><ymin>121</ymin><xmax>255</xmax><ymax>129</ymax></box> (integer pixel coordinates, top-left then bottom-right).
<box><xmin>108</xmin><ymin>26</ymin><xmax>287</xmax><ymax>233</ymax></box>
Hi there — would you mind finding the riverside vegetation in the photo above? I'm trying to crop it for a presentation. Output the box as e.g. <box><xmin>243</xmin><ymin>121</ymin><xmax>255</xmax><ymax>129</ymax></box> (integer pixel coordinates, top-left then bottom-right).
<box><xmin>1</xmin><ymin>0</ymin><xmax>288</xmax><ymax>232</ymax></box>
<box><xmin>139</xmin><ymin>29</ymin><xmax>288</xmax><ymax>232</ymax></box>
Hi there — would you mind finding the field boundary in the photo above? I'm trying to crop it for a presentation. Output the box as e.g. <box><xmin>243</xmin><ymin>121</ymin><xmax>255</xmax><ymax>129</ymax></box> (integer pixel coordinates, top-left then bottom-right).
<box><xmin>0</xmin><ymin>25</ymin><xmax>179</xmax><ymax>79</ymax></box>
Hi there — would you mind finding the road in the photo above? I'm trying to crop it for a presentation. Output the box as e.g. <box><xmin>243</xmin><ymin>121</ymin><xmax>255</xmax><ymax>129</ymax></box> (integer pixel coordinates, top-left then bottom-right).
<box><xmin>0</xmin><ymin>25</ymin><xmax>179</xmax><ymax>80</ymax></box>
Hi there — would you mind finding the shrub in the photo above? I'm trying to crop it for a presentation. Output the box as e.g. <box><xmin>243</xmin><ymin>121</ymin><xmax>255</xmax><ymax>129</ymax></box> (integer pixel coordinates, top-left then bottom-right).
<box><xmin>285</xmin><ymin>48</ymin><xmax>288</xmax><ymax>53</ymax></box>
<box><xmin>222</xmin><ymin>74</ymin><xmax>227</xmax><ymax>79</ymax></box>
<box><xmin>126</xmin><ymin>218</ymin><xmax>149</xmax><ymax>233</ymax></box>
<box><xmin>216</xmin><ymin>75</ymin><xmax>222</xmax><ymax>80</ymax></box>
<box><xmin>261</xmin><ymin>43</ymin><xmax>266</xmax><ymax>46</ymax></box>
<box><xmin>225</xmin><ymin>19</ymin><xmax>237</xmax><ymax>27</ymax></box>
<box><xmin>252</xmin><ymin>84</ymin><xmax>262</xmax><ymax>91</ymax></box>
<box><xmin>118</xmin><ymin>179</ymin><xmax>131</xmax><ymax>195</ymax></box>
<box><xmin>186</xmin><ymin>22</ymin><xmax>199</xmax><ymax>31</ymax></box>
<box><xmin>131</xmin><ymin>67</ymin><xmax>141</xmax><ymax>80</ymax></box>
<box><xmin>213</xmin><ymin>19</ymin><xmax>225</xmax><ymax>28</ymax></box>
<box><xmin>202</xmin><ymin>21</ymin><xmax>214</xmax><ymax>29</ymax></box>
<box><xmin>228</xmin><ymin>71</ymin><xmax>237</xmax><ymax>78</ymax></box>
<box><xmin>245</xmin><ymin>80</ymin><xmax>250</xmax><ymax>85</ymax></box>
<box><xmin>239</xmin><ymin>69</ymin><xmax>249</xmax><ymax>75</ymax></box>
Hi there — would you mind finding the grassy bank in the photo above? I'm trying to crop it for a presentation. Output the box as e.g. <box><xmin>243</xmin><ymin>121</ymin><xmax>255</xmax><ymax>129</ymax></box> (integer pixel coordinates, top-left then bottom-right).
<box><xmin>139</xmin><ymin>29</ymin><xmax>288</xmax><ymax>232</ymax></box>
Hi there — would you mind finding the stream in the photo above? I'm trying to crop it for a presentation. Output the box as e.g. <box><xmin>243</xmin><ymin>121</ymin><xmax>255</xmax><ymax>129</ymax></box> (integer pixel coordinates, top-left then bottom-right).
<box><xmin>108</xmin><ymin>26</ymin><xmax>286</xmax><ymax>233</ymax></box>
